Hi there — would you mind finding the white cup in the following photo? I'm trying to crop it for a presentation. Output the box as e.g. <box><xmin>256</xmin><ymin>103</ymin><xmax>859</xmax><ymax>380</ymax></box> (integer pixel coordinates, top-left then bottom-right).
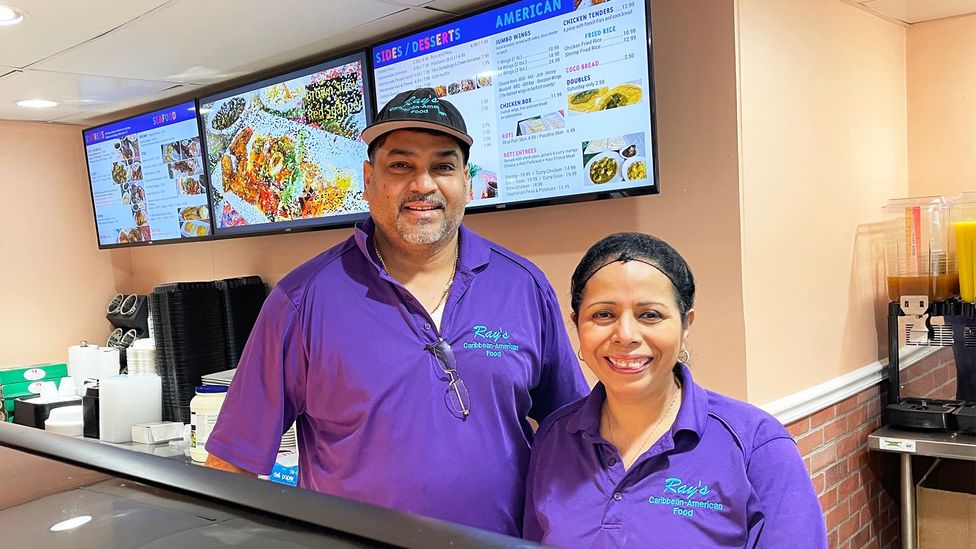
<box><xmin>57</xmin><ymin>377</ymin><xmax>76</xmax><ymax>397</ymax></box>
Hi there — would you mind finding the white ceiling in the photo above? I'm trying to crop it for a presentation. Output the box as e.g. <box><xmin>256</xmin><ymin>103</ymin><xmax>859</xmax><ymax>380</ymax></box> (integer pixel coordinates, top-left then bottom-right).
<box><xmin>0</xmin><ymin>0</ymin><xmax>502</xmax><ymax>125</ymax></box>
<box><xmin>856</xmin><ymin>0</ymin><xmax>976</xmax><ymax>23</ymax></box>
<box><xmin>0</xmin><ymin>0</ymin><xmax>972</xmax><ymax>126</ymax></box>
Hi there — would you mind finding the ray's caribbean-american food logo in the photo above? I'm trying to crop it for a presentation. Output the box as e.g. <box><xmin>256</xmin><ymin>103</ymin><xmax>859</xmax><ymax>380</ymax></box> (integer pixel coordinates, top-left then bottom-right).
<box><xmin>648</xmin><ymin>477</ymin><xmax>727</xmax><ymax>519</ymax></box>
<box><xmin>462</xmin><ymin>325</ymin><xmax>521</xmax><ymax>358</ymax></box>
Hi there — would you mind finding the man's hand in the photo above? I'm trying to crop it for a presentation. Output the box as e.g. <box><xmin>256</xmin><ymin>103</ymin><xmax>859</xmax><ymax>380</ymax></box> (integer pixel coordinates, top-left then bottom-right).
<box><xmin>205</xmin><ymin>453</ymin><xmax>257</xmax><ymax>477</ymax></box>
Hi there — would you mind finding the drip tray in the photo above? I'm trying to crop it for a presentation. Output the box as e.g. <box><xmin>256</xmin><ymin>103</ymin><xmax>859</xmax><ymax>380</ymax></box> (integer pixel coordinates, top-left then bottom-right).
<box><xmin>955</xmin><ymin>405</ymin><xmax>976</xmax><ymax>433</ymax></box>
<box><xmin>885</xmin><ymin>398</ymin><xmax>965</xmax><ymax>431</ymax></box>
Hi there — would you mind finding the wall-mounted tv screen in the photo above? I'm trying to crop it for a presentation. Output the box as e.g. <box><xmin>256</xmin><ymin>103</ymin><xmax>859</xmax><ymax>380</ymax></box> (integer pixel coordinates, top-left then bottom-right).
<box><xmin>84</xmin><ymin>102</ymin><xmax>212</xmax><ymax>248</ymax></box>
<box><xmin>370</xmin><ymin>0</ymin><xmax>658</xmax><ymax>212</ymax></box>
<box><xmin>199</xmin><ymin>51</ymin><xmax>373</xmax><ymax>238</ymax></box>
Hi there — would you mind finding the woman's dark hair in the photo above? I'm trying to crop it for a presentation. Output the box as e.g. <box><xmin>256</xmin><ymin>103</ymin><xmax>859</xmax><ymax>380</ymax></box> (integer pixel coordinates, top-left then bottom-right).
<box><xmin>571</xmin><ymin>232</ymin><xmax>696</xmax><ymax>326</ymax></box>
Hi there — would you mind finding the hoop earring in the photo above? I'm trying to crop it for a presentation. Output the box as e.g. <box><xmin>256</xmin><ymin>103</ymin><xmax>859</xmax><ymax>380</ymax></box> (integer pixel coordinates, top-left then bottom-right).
<box><xmin>577</xmin><ymin>349</ymin><xmax>585</xmax><ymax>362</ymax></box>
<box><xmin>678</xmin><ymin>347</ymin><xmax>690</xmax><ymax>364</ymax></box>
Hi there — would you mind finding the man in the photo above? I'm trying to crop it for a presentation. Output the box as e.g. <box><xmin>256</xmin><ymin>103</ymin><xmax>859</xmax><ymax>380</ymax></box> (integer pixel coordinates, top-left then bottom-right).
<box><xmin>205</xmin><ymin>88</ymin><xmax>588</xmax><ymax>536</ymax></box>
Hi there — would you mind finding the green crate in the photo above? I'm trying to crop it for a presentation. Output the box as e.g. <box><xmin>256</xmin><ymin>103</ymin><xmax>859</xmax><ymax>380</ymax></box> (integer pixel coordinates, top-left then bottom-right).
<box><xmin>0</xmin><ymin>364</ymin><xmax>67</xmax><ymax>385</ymax></box>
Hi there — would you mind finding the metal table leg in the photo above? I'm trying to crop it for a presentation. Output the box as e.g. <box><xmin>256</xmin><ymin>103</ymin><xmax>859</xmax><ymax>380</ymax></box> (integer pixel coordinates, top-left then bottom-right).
<box><xmin>900</xmin><ymin>453</ymin><xmax>916</xmax><ymax>549</ymax></box>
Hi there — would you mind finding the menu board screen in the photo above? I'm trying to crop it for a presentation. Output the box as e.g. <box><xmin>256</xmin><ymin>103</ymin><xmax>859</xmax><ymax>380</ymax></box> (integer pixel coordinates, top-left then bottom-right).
<box><xmin>199</xmin><ymin>51</ymin><xmax>373</xmax><ymax>237</ymax></box>
<box><xmin>371</xmin><ymin>0</ymin><xmax>657</xmax><ymax>210</ymax></box>
<box><xmin>84</xmin><ymin>102</ymin><xmax>212</xmax><ymax>248</ymax></box>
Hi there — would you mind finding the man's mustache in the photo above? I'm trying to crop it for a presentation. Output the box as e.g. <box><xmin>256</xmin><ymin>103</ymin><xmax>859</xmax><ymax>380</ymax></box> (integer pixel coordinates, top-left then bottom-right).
<box><xmin>399</xmin><ymin>193</ymin><xmax>446</xmax><ymax>209</ymax></box>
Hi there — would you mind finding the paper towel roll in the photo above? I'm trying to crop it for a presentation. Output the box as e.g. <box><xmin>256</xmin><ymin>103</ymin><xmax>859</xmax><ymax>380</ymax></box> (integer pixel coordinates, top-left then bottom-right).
<box><xmin>68</xmin><ymin>343</ymin><xmax>100</xmax><ymax>389</ymax></box>
<box><xmin>97</xmin><ymin>347</ymin><xmax>120</xmax><ymax>379</ymax></box>
<box><xmin>99</xmin><ymin>375</ymin><xmax>162</xmax><ymax>443</ymax></box>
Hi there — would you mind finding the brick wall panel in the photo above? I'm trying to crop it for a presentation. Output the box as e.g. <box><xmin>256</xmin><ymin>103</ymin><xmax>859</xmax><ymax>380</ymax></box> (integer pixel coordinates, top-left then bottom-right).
<box><xmin>783</xmin><ymin>350</ymin><xmax>963</xmax><ymax>548</ymax></box>
<box><xmin>810</xmin><ymin>406</ymin><xmax>837</xmax><ymax>429</ymax></box>
<box><xmin>790</xmin><ymin>394</ymin><xmax>898</xmax><ymax>547</ymax></box>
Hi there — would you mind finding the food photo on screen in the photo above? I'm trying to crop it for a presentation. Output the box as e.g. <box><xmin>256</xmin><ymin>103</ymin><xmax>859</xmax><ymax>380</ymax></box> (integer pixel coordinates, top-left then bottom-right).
<box><xmin>115</xmin><ymin>134</ymin><xmax>140</xmax><ymax>164</ymax></box>
<box><xmin>129</xmin><ymin>183</ymin><xmax>147</xmax><ymax>205</ymax></box>
<box><xmin>169</xmin><ymin>158</ymin><xmax>202</xmax><ymax>179</ymax></box>
<box><xmin>515</xmin><ymin>110</ymin><xmax>566</xmax><ymax>136</ymax></box>
<box><xmin>568</xmin><ymin>80</ymin><xmax>643</xmax><ymax>115</ymax></box>
<box><xmin>111</xmin><ymin>161</ymin><xmax>130</xmax><ymax>185</ymax></box>
<box><xmin>201</xmin><ymin>55</ymin><xmax>371</xmax><ymax>233</ymax></box>
<box><xmin>178</xmin><ymin>175</ymin><xmax>205</xmax><ymax>196</ymax></box>
<box><xmin>219</xmin><ymin>202</ymin><xmax>248</xmax><ymax>228</ymax></box>
<box><xmin>467</xmin><ymin>164</ymin><xmax>499</xmax><ymax>200</ymax></box>
<box><xmin>131</xmin><ymin>161</ymin><xmax>143</xmax><ymax>181</ymax></box>
<box><xmin>117</xmin><ymin>226</ymin><xmax>151</xmax><ymax>244</ymax></box>
<box><xmin>178</xmin><ymin>204</ymin><xmax>212</xmax><ymax>238</ymax></box>
<box><xmin>581</xmin><ymin>132</ymin><xmax>646</xmax><ymax>185</ymax></box>
<box><xmin>132</xmin><ymin>203</ymin><xmax>149</xmax><ymax>227</ymax></box>
<box><xmin>161</xmin><ymin>141</ymin><xmax>182</xmax><ymax>163</ymax></box>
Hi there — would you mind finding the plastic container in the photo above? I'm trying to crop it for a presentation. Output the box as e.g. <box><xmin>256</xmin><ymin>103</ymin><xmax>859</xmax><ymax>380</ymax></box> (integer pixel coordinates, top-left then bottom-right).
<box><xmin>189</xmin><ymin>385</ymin><xmax>228</xmax><ymax>463</ymax></box>
<box><xmin>99</xmin><ymin>374</ymin><xmax>162</xmax><ymax>443</ymax></box>
<box><xmin>45</xmin><ymin>405</ymin><xmax>83</xmax><ymax>437</ymax></box>
<box><xmin>952</xmin><ymin>192</ymin><xmax>976</xmax><ymax>303</ymax></box>
<box><xmin>882</xmin><ymin>196</ymin><xmax>958</xmax><ymax>302</ymax></box>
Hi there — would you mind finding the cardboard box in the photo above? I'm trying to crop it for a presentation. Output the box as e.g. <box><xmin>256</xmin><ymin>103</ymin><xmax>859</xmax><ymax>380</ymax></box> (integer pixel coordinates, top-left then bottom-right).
<box><xmin>269</xmin><ymin>451</ymin><xmax>299</xmax><ymax>487</ymax></box>
<box><xmin>917</xmin><ymin>459</ymin><xmax>976</xmax><ymax>548</ymax></box>
<box><xmin>0</xmin><ymin>364</ymin><xmax>67</xmax><ymax>385</ymax></box>
<box><xmin>0</xmin><ymin>377</ymin><xmax>64</xmax><ymax>399</ymax></box>
<box><xmin>131</xmin><ymin>421</ymin><xmax>185</xmax><ymax>444</ymax></box>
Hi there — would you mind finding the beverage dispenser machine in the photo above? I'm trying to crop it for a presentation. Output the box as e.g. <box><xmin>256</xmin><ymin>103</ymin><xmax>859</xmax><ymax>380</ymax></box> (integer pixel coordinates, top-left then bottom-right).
<box><xmin>883</xmin><ymin>195</ymin><xmax>975</xmax><ymax>432</ymax></box>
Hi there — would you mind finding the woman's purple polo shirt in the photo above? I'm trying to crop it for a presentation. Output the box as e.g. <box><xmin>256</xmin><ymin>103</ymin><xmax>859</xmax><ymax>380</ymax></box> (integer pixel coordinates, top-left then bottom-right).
<box><xmin>206</xmin><ymin>219</ymin><xmax>588</xmax><ymax>536</ymax></box>
<box><xmin>524</xmin><ymin>364</ymin><xmax>828</xmax><ymax>547</ymax></box>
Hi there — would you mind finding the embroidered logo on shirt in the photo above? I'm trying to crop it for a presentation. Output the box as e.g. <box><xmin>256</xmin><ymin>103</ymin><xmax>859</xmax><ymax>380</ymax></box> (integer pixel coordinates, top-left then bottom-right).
<box><xmin>461</xmin><ymin>325</ymin><xmax>520</xmax><ymax>358</ymax></box>
<box><xmin>647</xmin><ymin>477</ymin><xmax>725</xmax><ymax>518</ymax></box>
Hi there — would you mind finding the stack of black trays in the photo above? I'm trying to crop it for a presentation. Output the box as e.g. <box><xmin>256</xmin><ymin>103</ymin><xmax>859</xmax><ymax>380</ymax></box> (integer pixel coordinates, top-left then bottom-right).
<box><xmin>151</xmin><ymin>278</ymin><xmax>268</xmax><ymax>423</ymax></box>
<box><xmin>216</xmin><ymin>276</ymin><xmax>267</xmax><ymax>369</ymax></box>
<box><xmin>152</xmin><ymin>282</ymin><xmax>228</xmax><ymax>423</ymax></box>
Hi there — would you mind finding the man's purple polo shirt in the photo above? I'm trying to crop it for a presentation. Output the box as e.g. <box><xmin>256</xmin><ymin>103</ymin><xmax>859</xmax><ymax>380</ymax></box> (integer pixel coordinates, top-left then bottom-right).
<box><xmin>524</xmin><ymin>364</ymin><xmax>827</xmax><ymax>548</ymax></box>
<box><xmin>206</xmin><ymin>218</ymin><xmax>588</xmax><ymax>536</ymax></box>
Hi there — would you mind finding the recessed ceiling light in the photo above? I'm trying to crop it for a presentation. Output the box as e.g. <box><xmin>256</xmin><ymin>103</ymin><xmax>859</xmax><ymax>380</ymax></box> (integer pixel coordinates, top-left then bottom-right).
<box><xmin>16</xmin><ymin>99</ymin><xmax>58</xmax><ymax>108</ymax></box>
<box><xmin>0</xmin><ymin>5</ymin><xmax>25</xmax><ymax>26</ymax></box>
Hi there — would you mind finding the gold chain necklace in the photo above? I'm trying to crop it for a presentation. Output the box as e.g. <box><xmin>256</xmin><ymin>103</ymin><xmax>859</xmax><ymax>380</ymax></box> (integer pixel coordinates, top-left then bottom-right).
<box><xmin>374</xmin><ymin>239</ymin><xmax>459</xmax><ymax>315</ymax></box>
<box><xmin>605</xmin><ymin>377</ymin><xmax>681</xmax><ymax>464</ymax></box>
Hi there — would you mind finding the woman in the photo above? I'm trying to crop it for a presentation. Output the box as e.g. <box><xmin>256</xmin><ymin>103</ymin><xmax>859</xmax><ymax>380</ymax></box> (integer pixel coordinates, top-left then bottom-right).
<box><xmin>524</xmin><ymin>233</ymin><xmax>826</xmax><ymax>548</ymax></box>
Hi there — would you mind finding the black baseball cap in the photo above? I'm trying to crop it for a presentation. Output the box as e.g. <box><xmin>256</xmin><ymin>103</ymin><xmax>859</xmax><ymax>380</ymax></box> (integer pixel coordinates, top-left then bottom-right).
<box><xmin>362</xmin><ymin>88</ymin><xmax>473</xmax><ymax>147</ymax></box>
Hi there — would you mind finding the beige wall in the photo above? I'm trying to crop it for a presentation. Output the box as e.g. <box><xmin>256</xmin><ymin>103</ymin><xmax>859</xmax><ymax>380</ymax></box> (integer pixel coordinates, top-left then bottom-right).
<box><xmin>906</xmin><ymin>14</ymin><xmax>976</xmax><ymax>197</ymax></box>
<box><xmin>737</xmin><ymin>0</ymin><xmax>909</xmax><ymax>403</ymax></box>
<box><xmin>0</xmin><ymin>122</ymin><xmax>132</xmax><ymax>366</ymax></box>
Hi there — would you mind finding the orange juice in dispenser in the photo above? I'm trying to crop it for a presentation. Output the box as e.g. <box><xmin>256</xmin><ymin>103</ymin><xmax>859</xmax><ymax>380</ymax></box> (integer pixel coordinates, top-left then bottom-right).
<box><xmin>882</xmin><ymin>196</ymin><xmax>957</xmax><ymax>302</ymax></box>
<box><xmin>952</xmin><ymin>191</ymin><xmax>976</xmax><ymax>303</ymax></box>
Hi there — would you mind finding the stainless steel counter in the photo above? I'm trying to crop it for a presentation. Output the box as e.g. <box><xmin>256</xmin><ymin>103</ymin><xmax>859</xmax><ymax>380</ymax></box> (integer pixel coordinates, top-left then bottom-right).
<box><xmin>867</xmin><ymin>426</ymin><xmax>976</xmax><ymax>549</ymax></box>
<box><xmin>0</xmin><ymin>422</ymin><xmax>538</xmax><ymax>548</ymax></box>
